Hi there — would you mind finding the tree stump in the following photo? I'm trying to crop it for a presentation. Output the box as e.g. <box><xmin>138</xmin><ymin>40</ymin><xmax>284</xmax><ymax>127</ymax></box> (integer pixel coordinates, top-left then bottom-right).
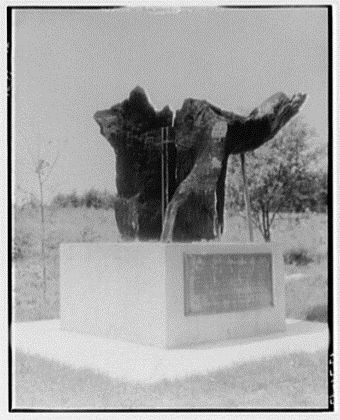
<box><xmin>94</xmin><ymin>87</ymin><xmax>306</xmax><ymax>242</ymax></box>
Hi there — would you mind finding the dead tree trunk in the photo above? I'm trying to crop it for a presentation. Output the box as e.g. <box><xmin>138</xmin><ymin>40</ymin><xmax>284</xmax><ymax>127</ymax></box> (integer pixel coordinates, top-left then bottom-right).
<box><xmin>160</xmin><ymin>92</ymin><xmax>307</xmax><ymax>242</ymax></box>
<box><xmin>95</xmin><ymin>88</ymin><xmax>307</xmax><ymax>242</ymax></box>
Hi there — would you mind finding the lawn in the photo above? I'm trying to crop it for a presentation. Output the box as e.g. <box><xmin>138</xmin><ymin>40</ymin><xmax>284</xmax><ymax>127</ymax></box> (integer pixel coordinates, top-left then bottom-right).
<box><xmin>14</xmin><ymin>349</ymin><xmax>328</xmax><ymax>409</ymax></box>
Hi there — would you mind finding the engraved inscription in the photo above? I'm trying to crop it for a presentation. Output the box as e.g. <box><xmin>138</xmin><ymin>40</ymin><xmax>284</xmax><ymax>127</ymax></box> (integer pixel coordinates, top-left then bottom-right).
<box><xmin>184</xmin><ymin>253</ymin><xmax>273</xmax><ymax>316</ymax></box>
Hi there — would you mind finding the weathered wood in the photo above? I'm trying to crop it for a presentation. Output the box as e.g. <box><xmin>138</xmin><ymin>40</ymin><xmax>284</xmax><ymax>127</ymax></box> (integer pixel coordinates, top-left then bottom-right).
<box><xmin>94</xmin><ymin>87</ymin><xmax>306</xmax><ymax>242</ymax></box>
<box><xmin>160</xmin><ymin>92</ymin><xmax>307</xmax><ymax>242</ymax></box>
<box><xmin>94</xmin><ymin>87</ymin><xmax>174</xmax><ymax>240</ymax></box>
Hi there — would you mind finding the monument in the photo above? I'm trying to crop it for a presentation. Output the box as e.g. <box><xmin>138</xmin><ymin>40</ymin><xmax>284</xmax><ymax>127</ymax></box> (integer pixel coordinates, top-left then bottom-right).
<box><xmin>61</xmin><ymin>87</ymin><xmax>306</xmax><ymax>347</ymax></box>
<box><xmin>93</xmin><ymin>86</ymin><xmax>306</xmax><ymax>242</ymax></box>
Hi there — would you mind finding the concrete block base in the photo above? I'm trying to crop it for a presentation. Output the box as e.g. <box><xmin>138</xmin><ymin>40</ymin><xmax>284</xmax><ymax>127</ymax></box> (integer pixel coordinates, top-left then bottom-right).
<box><xmin>60</xmin><ymin>242</ymin><xmax>286</xmax><ymax>348</ymax></box>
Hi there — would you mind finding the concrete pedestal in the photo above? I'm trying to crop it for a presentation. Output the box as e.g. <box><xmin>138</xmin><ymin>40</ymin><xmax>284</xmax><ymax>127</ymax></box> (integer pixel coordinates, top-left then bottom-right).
<box><xmin>60</xmin><ymin>242</ymin><xmax>285</xmax><ymax>348</ymax></box>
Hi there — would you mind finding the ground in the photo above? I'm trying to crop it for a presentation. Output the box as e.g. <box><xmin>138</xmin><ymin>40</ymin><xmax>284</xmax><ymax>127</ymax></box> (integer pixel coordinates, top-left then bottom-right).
<box><xmin>12</xmin><ymin>206</ymin><xmax>329</xmax><ymax>409</ymax></box>
<box><xmin>14</xmin><ymin>350</ymin><xmax>328</xmax><ymax>409</ymax></box>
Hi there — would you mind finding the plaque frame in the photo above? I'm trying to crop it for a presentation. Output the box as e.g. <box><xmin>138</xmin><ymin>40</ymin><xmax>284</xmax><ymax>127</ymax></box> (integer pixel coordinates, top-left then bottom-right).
<box><xmin>183</xmin><ymin>252</ymin><xmax>274</xmax><ymax>317</ymax></box>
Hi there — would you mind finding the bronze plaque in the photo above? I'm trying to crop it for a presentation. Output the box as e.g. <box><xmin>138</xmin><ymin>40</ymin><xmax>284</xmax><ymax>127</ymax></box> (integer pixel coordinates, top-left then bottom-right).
<box><xmin>184</xmin><ymin>253</ymin><xmax>273</xmax><ymax>316</ymax></box>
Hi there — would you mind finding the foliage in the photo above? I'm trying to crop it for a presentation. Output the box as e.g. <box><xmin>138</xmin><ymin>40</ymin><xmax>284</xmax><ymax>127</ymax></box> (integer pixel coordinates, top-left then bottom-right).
<box><xmin>226</xmin><ymin>117</ymin><xmax>327</xmax><ymax>241</ymax></box>
<box><xmin>51</xmin><ymin>189</ymin><xmax>117</xmax><ymax>210</ymax></box>
<box><xmin>284</xmin><ymin>246</ymin><xmax>314</xmax><ymax>266</ymax></box>
<box><xmin>51</xmin><ymin>191</ymin><xmax>82</xmax><ymax>208</ymax></box>
<box><xmin>13</xmin><ymin>233</ymin><xmax>31</xmax><ymax>260</ymax></box>
<box><xmin>83</xmin><ymin>189</ymin><xmax>116</xmax><ymax>209</ymax></box>
<box><xmin>285</xmin><ymin>264</ymin><xmax>327</xmax><ymax>322</ymax></box>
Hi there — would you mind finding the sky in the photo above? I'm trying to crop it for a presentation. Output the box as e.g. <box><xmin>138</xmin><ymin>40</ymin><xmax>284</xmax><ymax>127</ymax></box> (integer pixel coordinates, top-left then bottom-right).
<box><xmin>13</xmin><ymin>7</ymin><xmax>329</xmax><ymax>203</ymax></box>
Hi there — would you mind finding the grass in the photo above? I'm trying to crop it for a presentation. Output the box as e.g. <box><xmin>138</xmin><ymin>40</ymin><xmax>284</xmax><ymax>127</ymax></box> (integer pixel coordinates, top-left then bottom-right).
<box><xmin>14</xmin><ymin>349</ymin><xmax>328</xmax><ymax>409</ymax></box>
<box><xmin>285</xmin><ymin>260</ymin><xmax>328</xmax><ymax>321</ymax></box>
<box><xmin>13</xmin><ymin>206</ymin><xmax>120</xmax><ymax>321</ymax></box>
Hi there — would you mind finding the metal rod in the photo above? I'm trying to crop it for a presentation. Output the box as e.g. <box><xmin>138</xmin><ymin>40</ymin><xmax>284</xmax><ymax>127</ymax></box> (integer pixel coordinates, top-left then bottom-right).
<box><xmin>165</xmin><ymin>126</ymin><xmax>169</xmax><ymax>210</ymax></box>
<box><xmin>161</xmin><ymin>127</ymin><xmax>165</xmax><ymax>227</ymax></box>
<box><xmin>240</xmin><ymin>153</ymin><xmax>254</xmax><ymax>242</ymax></box>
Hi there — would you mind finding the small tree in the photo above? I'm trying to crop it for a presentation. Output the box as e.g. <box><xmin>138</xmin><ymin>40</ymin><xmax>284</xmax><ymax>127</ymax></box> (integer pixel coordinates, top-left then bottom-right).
<box><xmin>227</xmin><ymin>117</ymin><xmax>325</xmax><ymax>242</ymax></box>
<box><xmin>23</xmin><ymin>137</ymin><xmax>60</xmax><ymax>300</ymax></box>
<box><xmin>34</xmin><ymin>155</ymin><xmax>59</xmax><ymax>299</ymax></box>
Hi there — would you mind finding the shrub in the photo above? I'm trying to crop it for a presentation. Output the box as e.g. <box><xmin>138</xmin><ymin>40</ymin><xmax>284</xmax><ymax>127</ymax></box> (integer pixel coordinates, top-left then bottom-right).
<box><xmin>13</xmin><ymin>241</ymin><xmax>24</xmax><ymax>260</ymax></box>
<box><xmin>80</xmin><ymin>226</ymin><xmax>100</xmax><ymax>242</ymax></box>
<box><xmin>305</xmin><ymin>304</ymin><xmax>328</xmax><ymax>323</ymax></box>
<box><xmin>51</xmin><ymin>191</ymin><xmax>81</xmax><ymax>208</ymax></box>
<box><xmin>83</xmin><ymin>189</ymin><xmax>101</xmax><ymax>209</ymax></box>
<box><xmin>52</xmin><ymin>189</ymin><xmax>117</xmax><ymax>210</ymax></box>
<box><xmin>68</xmin><ymin>191</ymin><xmax>82</xmax><ymax>208</ymax></box>
<box><xmin>284</xmin><ymin>247</ymin><xmax>314</xmax><ymax>266</ymax></box>
<box><xmin>51</xmin><ymin>193</ymin><xmax>71</xmax><ymax>208</ymax></box>
<box><xmin>13</xmin><ymin>234</ymin><xmax>32</xmax><ymax>260</ymax></box>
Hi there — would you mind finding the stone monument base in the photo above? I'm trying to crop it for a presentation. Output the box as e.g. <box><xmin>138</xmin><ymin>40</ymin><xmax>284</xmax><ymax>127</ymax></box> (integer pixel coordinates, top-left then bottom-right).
<box><xmin>60</xmin><ymin>242</ymin><xmax>285</xmax><ymax>348</ymax></box>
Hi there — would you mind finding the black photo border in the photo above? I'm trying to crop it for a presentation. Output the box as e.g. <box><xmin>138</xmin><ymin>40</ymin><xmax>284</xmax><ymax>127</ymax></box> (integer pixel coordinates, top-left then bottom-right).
<box><xmin>7</xmin><ymin>3</ymin><xmax>334</xmax><ymax>413</ymax></box>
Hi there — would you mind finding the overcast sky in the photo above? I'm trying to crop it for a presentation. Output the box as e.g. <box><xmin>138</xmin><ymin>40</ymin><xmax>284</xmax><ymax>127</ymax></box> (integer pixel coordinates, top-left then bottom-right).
<box><xmin>13</xmin><ymin>7</ymin><xmax>328</xmax><ymax>203</ymax></box>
